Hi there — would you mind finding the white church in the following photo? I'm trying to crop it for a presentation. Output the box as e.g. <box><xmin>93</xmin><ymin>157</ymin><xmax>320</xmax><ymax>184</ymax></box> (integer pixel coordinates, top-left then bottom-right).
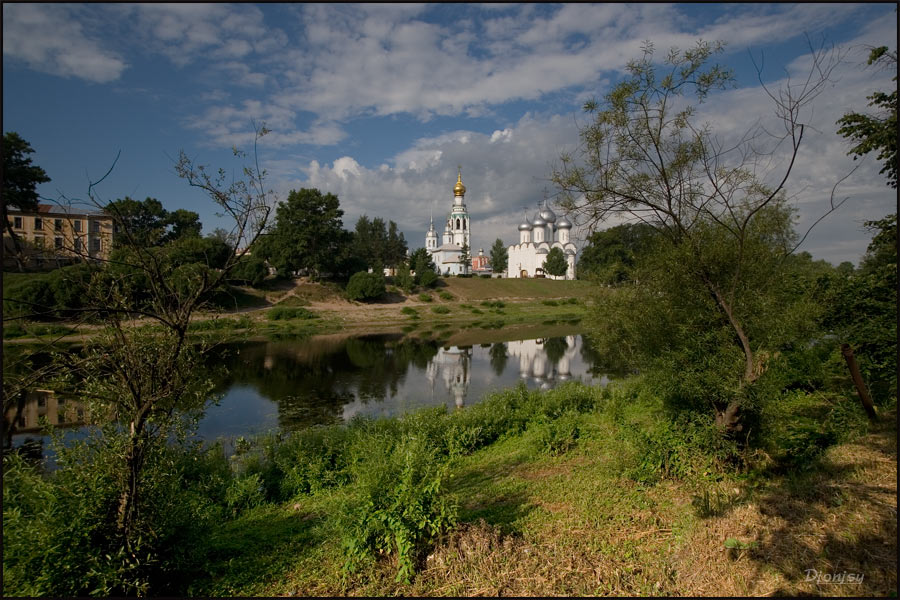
<box><xmin>425</xmin><ymin>168</ymin><xmax>473</xmax><ymax>276</ymax></box>
<box><xmin>507</xmin><ymin>200</ymin><xmax>577</xmax><ymax>279</ymax></box>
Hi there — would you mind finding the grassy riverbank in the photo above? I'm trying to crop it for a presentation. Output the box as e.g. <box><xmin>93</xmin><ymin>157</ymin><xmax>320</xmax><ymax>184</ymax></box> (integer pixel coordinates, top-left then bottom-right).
<box><xmin>181</xmin><ymin>383</ymin><xmax>898</xmax><ymax>596</ymax></box>
<box><xmin>4</xmin><ymin>378</ymin><xmax>895</xmax><ymax>596</ymax></box>
<box><xmin>4</xmin><ymin>277</ymin><xmax>592</xmax><ymax>343</ymax></box>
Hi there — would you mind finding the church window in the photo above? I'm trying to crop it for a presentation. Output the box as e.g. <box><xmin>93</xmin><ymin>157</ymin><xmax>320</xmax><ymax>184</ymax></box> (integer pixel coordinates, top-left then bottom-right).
<box><xmin>462</xmin><ymin>219</ymin><xmax>466</xmax><ymax>230</ymax></box>
<box><xmin>456</xmin><ymin>218</ymin><xmax>460</xmax><ymax>229</ymax></box>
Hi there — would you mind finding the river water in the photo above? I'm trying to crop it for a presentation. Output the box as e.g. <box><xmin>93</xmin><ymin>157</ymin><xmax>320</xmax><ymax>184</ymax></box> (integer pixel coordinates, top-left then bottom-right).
<box><xmin>8</xmin><ymin>325</ymin><xmax>611</xmax><ymax>451</ymax></box>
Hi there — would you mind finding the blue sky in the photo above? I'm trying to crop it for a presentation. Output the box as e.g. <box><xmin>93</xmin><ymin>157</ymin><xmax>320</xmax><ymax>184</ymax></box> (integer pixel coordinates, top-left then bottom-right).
<box><xmin>3</xmin><ymin>3</ymin><xmax>896</xmax><ymax>264</ymax></box>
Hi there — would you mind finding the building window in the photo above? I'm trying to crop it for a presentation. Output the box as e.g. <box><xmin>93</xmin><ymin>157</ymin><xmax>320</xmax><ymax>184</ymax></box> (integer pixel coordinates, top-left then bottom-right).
<box><xmin>34</xmin><ymin>217</ymin><xmax>43</xmax><ymax>230</ymax></box>
<box><xmin>33</xmin><ymin>235</ymin><xmax>45</xmax><ymax>248</ymax></box>
<box><xmin>90</xmin><ymin>220</ymin><xmax>100</xmax><ymax>233</ymax></box>
<box><xmin>55</xmin><ymin>237</ymin><xmax>63</xmax><ymax>249</ymax></box>
<box><xmin>91</xmin><ymin>237</ymin><xmax>101</xmax><ymax>253</ymax></box>
<box><xmin>75</xmin><ymin>237</ymin><xmax>83</xmax><ymax>253</ymax></box>
<box><xmin>73</xmin><ymin>220</ymin><xmax>81</xmax><ymax>232</ymax></box>
<box><xmin>13</xmin><ymin>216</ymin><xmax>22</xmax><ymax>229</ymax></box>
<box><xmin>55</xmin><ymin>219</ymin><xmax>63</xmax><ymax>231</ymax></box>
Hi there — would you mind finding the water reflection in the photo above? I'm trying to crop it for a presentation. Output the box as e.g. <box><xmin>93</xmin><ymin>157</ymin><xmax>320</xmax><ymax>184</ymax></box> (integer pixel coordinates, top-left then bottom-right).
<box><xmin>202</xmin><ymin>333</ymin><xmax>607</xmax><ymax>438</ymax></box>
<box><xmin>8</xmin><ymin>332</ymin><xmax>612</xmax><ymax>444</ymax></box>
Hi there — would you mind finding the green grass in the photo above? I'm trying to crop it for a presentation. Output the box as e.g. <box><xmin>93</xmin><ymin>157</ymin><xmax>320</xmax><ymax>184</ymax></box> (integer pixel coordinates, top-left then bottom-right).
<box><xmin>431</xmin><ymin>305</ymin><xmax>450</xmax><ymax>315</ymax></box>
<box><xmin>418</xmin><ymin>293</ymin><xmax>433</xmax><ymax>302</ymax></box>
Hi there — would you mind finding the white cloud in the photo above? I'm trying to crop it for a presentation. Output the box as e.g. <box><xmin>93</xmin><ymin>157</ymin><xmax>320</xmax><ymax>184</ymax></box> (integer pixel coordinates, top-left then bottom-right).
<box><xmin>2</xmin><ymin>4</ymin><xmax>127</xmax><ymax>82</ymax></box>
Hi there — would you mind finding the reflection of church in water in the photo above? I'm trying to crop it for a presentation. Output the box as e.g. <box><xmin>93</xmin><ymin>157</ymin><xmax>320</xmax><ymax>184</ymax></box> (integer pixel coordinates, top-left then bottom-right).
<box><xmin>424</xmin><ymin>335</ymin><xmax>582</xmax><ymax>408</ymax></box>
<box><xmin>507</xmin><ymin>335</ymin><xmax>580</xmax><ymax>389</ymax></box>
<box><xmin>426</xmin><ymin>346</ymin><xmax>471</xmax><ymax>408</ymax></box>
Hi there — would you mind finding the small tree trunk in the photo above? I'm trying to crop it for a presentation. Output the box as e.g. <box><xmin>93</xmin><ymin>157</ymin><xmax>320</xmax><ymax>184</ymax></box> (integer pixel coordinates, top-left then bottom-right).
<box><xmin>840</xmin><ymin>343</ymin><xmax>878</xmax><ymax>421</ymax></box>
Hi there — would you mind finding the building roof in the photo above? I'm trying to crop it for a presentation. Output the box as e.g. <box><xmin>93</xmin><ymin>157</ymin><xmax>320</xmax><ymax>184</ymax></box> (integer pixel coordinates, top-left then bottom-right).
<box><xmin>8</xmin><ymin>203</ymin><xmax>108</xmax><ymax>218</ymax></box>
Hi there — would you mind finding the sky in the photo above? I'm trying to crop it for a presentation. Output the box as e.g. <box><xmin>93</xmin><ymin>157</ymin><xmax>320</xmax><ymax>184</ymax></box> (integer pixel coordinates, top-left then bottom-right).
<box><xmin>3</xmin><ymin>3</ymin><xmax>896</xmax><ymax>265</ymax></box>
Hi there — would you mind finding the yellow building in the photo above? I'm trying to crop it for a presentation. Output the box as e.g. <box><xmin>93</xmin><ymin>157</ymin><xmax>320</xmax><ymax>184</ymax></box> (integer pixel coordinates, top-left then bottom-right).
<box><xmin>4</xmin><ymin>203</ymin><xmax>115</xmax><ymax>269</ymax></box>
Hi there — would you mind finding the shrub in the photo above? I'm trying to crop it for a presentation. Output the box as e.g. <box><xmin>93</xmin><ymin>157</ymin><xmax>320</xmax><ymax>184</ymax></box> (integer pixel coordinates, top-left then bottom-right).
<box><xmin>470</xmin><ymin>308</ymin><xmax>483</xmax><ymax>314</ymax></box>
<box><xmin>401</xmin><ymin>306</ymin><xmax>418</xmax><ymax>317</ymax></box>
<box><xmin>394</xmin><ymin>267</ymin><xmax>415</xmax><ymax>294</ymax></box>
<box><xmin>346</xmin><ymin>271</ymin><xmax>386</xmax><ymax>302</ymax></box>
<box><xmin>564</xmin><ymin>297</ymin><xmax>579</xmax><ymax>304</ymax></box>
<box><xmin>418</xmin><ymin>269</ymin><xmax>438</xmax><ymax>288</ymax></box>
<box><xmin>224</xmin><ymin>474</ymin><xmax>265</xmax><ymax>515</ymax></box>
<box><xmin>438</xmin><ymin>291</ymin><xmax>454</xmax><ymax>301</ymax></box>
<box><xmin>341</xmin><ymin>434</ymin><xmax>457</xmax><ymax>583</ymax></box>
<box><xmin>3</xmin><ymin>277</ymin><xmax>55</xmax><ymax>319</ymax></box>
<box><xmin>431</xmin><ymin>306</ymin><xmax>450</xmax><ymax>314</ymax></box>
<box><xmin>533</xmin><ymin>411</ymin><xmax>582</xmax><ymax>456</ymax></box>
<box><xmin>541</xmin><ymin>299</ymin><xmax>559</xmax><ymax>306</ymax></box>
<box><xmin>418</xmin><ymin>293</ymin><xmax>433</xmax><ymax>302</ymax></box>
<box><xmin>480</xmin><ymin>274</ymin><xmax>491</xmax><ymax>278</ymax></box>
<box><xmin>266</xmin><ymin>306</ymin><xmax>317</xmax><ymax>321</ymax></box>
<box><xmin>480</xmin><ymin>300</ymin><xmax>505</xmax><ymax>309</ymax></box>
<box><xmin>227</xmin><ymin>256</ymin><xmax>269</xmax><ymax>287</ymax></box>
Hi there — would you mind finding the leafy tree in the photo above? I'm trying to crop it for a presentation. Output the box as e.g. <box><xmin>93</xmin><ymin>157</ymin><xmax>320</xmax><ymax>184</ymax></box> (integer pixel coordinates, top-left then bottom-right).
<box><xmin>346</xmin><ymin>270</ymin><xmax>386</xmax><ymax>301</ymax></box>
<box><xmin>2</xmin><ymin>131</ymin><xmax>51</xmax><ymax>270</ymax></box>
<box><xmin>409</xmin><ymin>247</ymin><xmax>436</xmax><ymax>283</ymax></box>
<box><xmin>823</xmin><ymin>213</ymin><xmax>897</xmax><ymax>402</ymax></box>
<box><xmin>543</xmin><ymin>247</ymin><xmax>568</xmax><ymax>277</ymax></box>
<box><xmin>552</xmin><ymin>40</ymin><xmax>840</xmax><ymax>431</ymax></box>
<box><xmin>577</xmin><ymin>223</ymin><xmax>658</xmax><ymax>283</ymax></box>
<box><xmin>256</xmin><ymin>188</ymin><xmax>346</xmax><ymax>279</ymax></box>
<box><xmin>837</xmin><ymin>46</ymin><xmax>897</xmax><ymax>188</ymax></box>
<box><xmin>489</xmin><ymin>238</ymin><xmax>508</xmax><ymax>275</ymax></box>
<box><xmin>104</xmin><ymin>197</ymin><xmax>202</xmax><ymax>248</ymax></box>
<box><xmin>393</xmin><ymin>260</ymin><xmax>415</xmax><ymax>294</ymax></box>
<box><xmin>228</xmin><ymin>255</ymin><xmax>269</xmax><ymax>287</ymax></box>
<box><xmin>353</xmin><ymin>216</ymin><xmax>408</xmax><ymax>271</ymax></box>
<box><xmin>386</xmin><ymin>220</ymin><xmax>409</xmax><ymax>269</ymax></box>
<box><xmin>458</xmin><ymin>242</ymin><xmax>471</xmax><ymax>275</ymax></box>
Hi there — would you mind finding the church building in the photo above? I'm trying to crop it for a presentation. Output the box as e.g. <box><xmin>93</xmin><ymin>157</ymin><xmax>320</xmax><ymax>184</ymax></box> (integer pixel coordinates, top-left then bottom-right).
<box><xmin>507</xmin><ymin>200</ymin><xmax>577</xmax><ymax>279</ymax></box>
<box><xmin>425</xmin><ymin>168</ymin><xmax>472</xmax><ymax>276</ymax></box>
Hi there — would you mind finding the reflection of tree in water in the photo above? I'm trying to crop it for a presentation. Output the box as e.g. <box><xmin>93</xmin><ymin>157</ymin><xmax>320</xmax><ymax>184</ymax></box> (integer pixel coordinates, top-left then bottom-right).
<box><xmin>579</xmin><ymin>333</ymin><xmax>631</xmax><ymax>377</ymax></box>
<box><xmin>543</xmin><ymin>336</ymin><xmax>569</xmax><ymax>365</ymax></box>
<box><xmin>208</xmin><ymin>336</ymin><xmax>440</xmax><ymax>432</ymax></box>
<box><xmin>489</xmin><ymin>342</ymin><xmax>508</xmax><ymax>376</ymax></box>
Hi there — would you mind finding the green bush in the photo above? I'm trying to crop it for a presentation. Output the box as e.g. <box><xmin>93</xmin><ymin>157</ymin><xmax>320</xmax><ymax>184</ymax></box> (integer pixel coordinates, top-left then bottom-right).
<box><xmin>401</xmin><ymin>306</ymin><xmax>418</xmax><ymax>317</ymax></box>
<box><xmin>3</xmin><ymin>277</ymin><xmax>56</xmax><ymax>319</ymax></box>
<box><xmin>541</xmin><ymin>299</ymin><xmax>559</xmax><ymax>306</ymax></box>
<box><xmin>533</xmin><ymin>411</ymin><xmax>582</xmax><ymax>456</ymax></box>
<box><xmin>227</xmin><ymin>256</ymin><xmax>269</xmax><ymax>287</ymax></box>
<box><xmin>418</xmin><ymin>293</ymin><xmax>433</xmax><ymax>302</ymax></box>
<box><xmin>480</xmin><ymin>300</ymin><xmax>505</xmax><ymax>309</ymax></box>
<box><xmin>438</xmin><ymin>291</ymin><xmax>454</xmax><ymax>301</ymax></box>
<box><xmin>266</xmin><ymin>306</ymin><xmax>317</xmax><ymax>321</ymax></box>
<box><xmin>224</xmin><ymin>474</ymin><xmax>265</xmax><ymax>515</ymax></box>
<box><xmin>564</xmin><ymin>297</ymin><xmax>579</xmax><ymax>304</ymax></box>
<box><xmin>418</xmin><ymin>269</ymin><xmax>438</xmax><ymax>288</ymax></box>
<box><xmin>394</xmin><ymin>267</ymin><xmax>415</xmax><ymax>294</ymax></box>
<box><xmin>341</xmin><ymin>434</ymin><xmax>457</xmax><ymax>583</ymax></box>
<box><xmin>431</xmin><ymin>305</ymin><xmax>450</xmax><ymax>314</ymax></box>
<box><xmin>345</xmin><ymin>271</ymin><xmax>386</xmax><ymax>302</ymax></box>
<box><xmin>480</xmin><ymin>274</ymin><xmax>491</xmax><ymax>278</ymax></box>
<box><xmin>470</xmin><ymin>308</ymin><xmax>483</xmax><ymax>314</ymax></box>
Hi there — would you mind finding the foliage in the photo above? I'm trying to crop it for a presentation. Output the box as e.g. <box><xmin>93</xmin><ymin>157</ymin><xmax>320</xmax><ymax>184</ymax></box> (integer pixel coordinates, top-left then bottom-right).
<box><xmin>418</xmin><ymin>269</ymin><xmax>438</xmax><ymax>288</ymax></box>
<box><xmin>438</xmin><ymin>291</ymin><xmax>453</xmax><ymax>300</ymax></box>
<box><xmin>341</xmin><ymin>434</ymin><xmax>458</xmax><ymax>583</ymax></box>
<box><xmin>401</xmin><ymin>306</ymin><xmax>418</xmax><ymax>317</ymax></box>
<box><xmin>2</xmin><ymin>131</ymin><xmax>51</xmax><ymax>211</ymax></box>
<box><xmin>489</xmin><ymin>238</ymin><xmax>508</xmax><ymax>275</ymax></box>
<box><xmin>431</xmin><ymin>305</ymin><xmax>450</xmax><ymax>314</ymax></box>
<box><xmin>543</xmin><ymin>247</ymin><xmax>568</xmax><ymax>277</ymax></box>
<box><xmin>393</xmin><ymin>262</ymin><xmax>415</xmax><ymax>294</ymax></box>
<box><xmin>2</xmin><ymin>132</ymin><xmax>51</xmax><ymax>269</ymax></box>
<box><xmin>821</xmin><ymin>214</ymin><xmax>897</xmax><ymax>403</ymax></box>
<box><xmin>418</xmin><ymin>293</ymin><xmax>433</xmax><ymax>302</ymax></box>
<box><xmin>576</xmin><ymin>223</ymin><xmax>658</xmax><ymax>283</ymax></box>
<box><xmin>836</xmin><ymin>46</ymin><xmax>898</xmax><ymax>188</ymax></box>
<box><xmin>104</xmin><ymin>196</ymin><xmax>203</xmax><ymax>248</ymax></box>
<box><xmin>353</xmin><ymin>215</ymin><xmax>409</xmax><ymax>271</ymax></box>
<box><xmin>255</xmin><ymin>188</ymin><xmax>348</xmax><ymax>278</ymax></box>
<box><xmin>228</xmin><ymin>255</ymin><xmax>269</xmax><ymax>287</ymax></box>
<box><xmin>553</xmin><ymin>40</ymin><xmax>839</xmax><ymax>430</ymax></box>
<box><xmin>267</xmin><ymin>306</ymin><xmax>317</xmax><ymax>321</ymax></box>
<box><xmin>458</xmin><ymin>243</ymin><xmax>471</xmax><ymax>274</ymax></box>
<box><xmin>346</xmin><ymin>271</ymin><xmax>386</xmax><ymax>302</ymax></box>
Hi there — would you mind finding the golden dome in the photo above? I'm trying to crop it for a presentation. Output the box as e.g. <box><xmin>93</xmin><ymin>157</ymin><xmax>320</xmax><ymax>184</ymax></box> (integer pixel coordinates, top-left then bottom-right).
<box><xmin>453</xmin><ymin>168</ymin><xmax>466</xmax><ymax>196</ymax></box>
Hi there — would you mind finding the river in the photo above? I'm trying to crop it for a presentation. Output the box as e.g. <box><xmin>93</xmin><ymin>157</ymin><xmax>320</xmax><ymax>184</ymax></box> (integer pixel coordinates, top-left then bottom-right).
<box><xmin>7</xmin><ymin>324</ymin><xmax>612</xmax><ymax>453</ymax></box>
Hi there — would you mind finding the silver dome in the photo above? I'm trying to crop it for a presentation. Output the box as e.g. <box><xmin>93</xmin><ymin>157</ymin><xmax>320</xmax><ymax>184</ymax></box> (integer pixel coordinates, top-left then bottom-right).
<box><xmin>539</xmin><ymin>205</ymin><xmax>557</xmax><ymax>223</ymax></box>
<box><xmin>532</xmin><ymin>213</ymin><xmax>547</xmax><ymax>227</ymax></box>
<box><xmin>518</xmin><ymin>216</ymin><xmax>533</xmax><ymax>231</ymax></box>
<box><xmin>557</xmin><ymin>214</ymin><xmax>572</xmax><ymax>229</ymax></box>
